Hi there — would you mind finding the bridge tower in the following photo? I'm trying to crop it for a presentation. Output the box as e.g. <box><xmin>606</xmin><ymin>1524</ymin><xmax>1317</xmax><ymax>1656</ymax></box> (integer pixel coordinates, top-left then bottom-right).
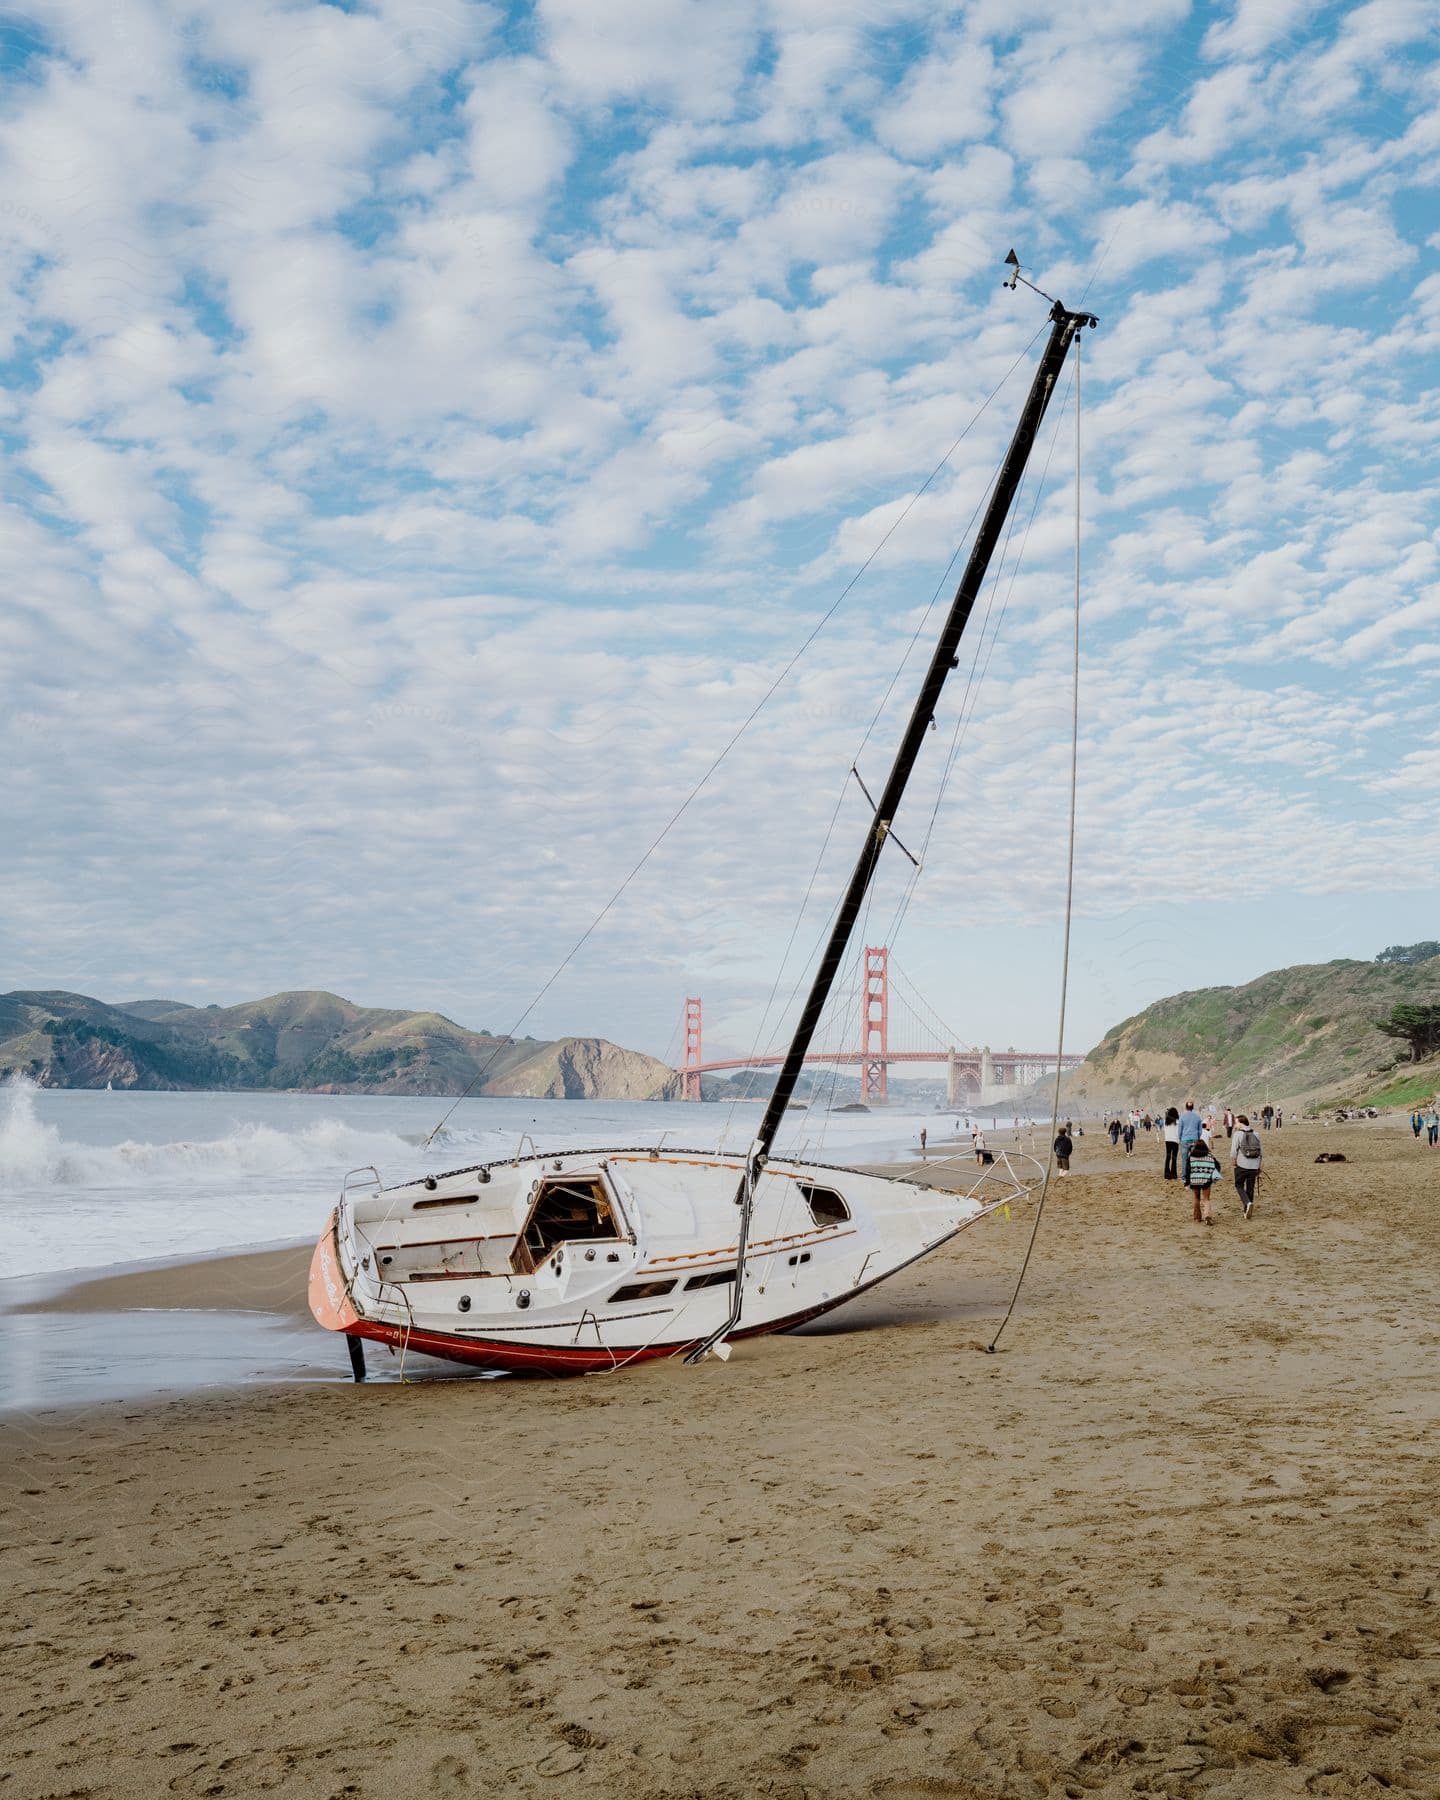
<box><xmin>861</xmin><ymin>945</ymin><xmax>889</xmax><ymax>1102</ymax></box>
<box><xmin>681</xmin><ymin>996</ymin><xmax>703</xmax><ymax>1101</ymax></box>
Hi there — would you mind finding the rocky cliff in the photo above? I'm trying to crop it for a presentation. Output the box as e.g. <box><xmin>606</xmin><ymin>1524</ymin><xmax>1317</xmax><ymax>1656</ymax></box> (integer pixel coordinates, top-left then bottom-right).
<box><xmin>484</xmin><ymin>1037</ymin><xmax>679</xmax><ymax>1101</ymax></box>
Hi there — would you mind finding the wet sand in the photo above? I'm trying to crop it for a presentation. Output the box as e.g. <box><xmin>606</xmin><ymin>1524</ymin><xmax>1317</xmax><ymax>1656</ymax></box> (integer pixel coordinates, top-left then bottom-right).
<box><xmin>8</xmin><ymin>1243</ymin><xmax>312</xmax><ymax>1318</ymax></box>
<box><xmin>3</xmin><ymin>1122</ymin><xmax>1438</xmax><ymax>1797</ymax></box>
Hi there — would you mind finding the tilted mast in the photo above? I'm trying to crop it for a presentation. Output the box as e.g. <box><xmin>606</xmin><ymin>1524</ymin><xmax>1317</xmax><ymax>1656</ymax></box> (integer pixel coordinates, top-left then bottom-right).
<box><xmin>687</xmin><ymin>279</ymin><xmax>1096</xmax><ymax>1362</ymax></box>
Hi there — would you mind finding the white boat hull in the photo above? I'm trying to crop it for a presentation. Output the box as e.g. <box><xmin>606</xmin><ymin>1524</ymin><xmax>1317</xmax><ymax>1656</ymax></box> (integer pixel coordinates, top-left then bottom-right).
<box><xmin>309</xmin><ymin>1145</ymin><xmax>1028</xmax><ymax>1376</ymax></box>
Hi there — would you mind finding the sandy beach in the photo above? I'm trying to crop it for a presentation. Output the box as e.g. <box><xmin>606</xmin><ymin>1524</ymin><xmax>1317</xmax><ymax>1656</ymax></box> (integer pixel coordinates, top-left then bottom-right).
<box><xmin>3</xmin><ymin>1121</ymin><xmax>1437</xmax><ymax>1798</ymax></box>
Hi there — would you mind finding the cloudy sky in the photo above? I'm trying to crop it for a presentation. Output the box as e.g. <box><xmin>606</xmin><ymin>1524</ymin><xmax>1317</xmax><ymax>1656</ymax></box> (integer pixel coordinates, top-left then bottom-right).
<box><xmin>2</xmin><ymin>0</ymin><xmax>1437</xmax><ymax>1069</ymax></box>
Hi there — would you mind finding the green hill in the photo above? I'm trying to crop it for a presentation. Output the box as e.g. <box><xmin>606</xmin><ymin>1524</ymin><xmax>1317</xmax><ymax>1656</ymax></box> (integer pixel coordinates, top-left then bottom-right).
<box><xmin>0</xmin><ymin>989</ymin><xmax>679</xmax><ymax>1100</ymax></box>
<box><xmin>1073</xmin><ymin>949</ymin><xmax>1440</xmax><ymax>1109</ymax></box>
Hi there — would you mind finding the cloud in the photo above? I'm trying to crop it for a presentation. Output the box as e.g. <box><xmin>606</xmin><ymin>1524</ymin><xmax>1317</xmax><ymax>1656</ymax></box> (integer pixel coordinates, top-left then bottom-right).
<box><xmin>1091</xmin><ymin>198</ymin><xmax>1225</xmax><ymax>276</ymax></box>
<box><xmin>1133</xmin><ymin>62</ymin><xmax>1270</xmax><ymax>168</ymax></box>
<box><xmin>1003</xmin><ymin>41</ymin><xmax>1147</xmax><ymax>160</ymax></box>
<box><xmin>875</xmin><ymin>36</ymin><xmax>995</xmax><ymax>159</ymax></box>
<box><xmin>0</xmin><ymin>0</ymin><xmax>1437</xmax><ymax>1060</ymax></box>
<box><xmin>1202</xmin><ymin>0</ymin><xmax>1318</xmax><ymax>63</ymax></box>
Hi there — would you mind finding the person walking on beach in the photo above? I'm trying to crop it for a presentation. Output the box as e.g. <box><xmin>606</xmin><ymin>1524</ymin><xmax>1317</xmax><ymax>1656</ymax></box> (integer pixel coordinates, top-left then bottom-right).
<box><xmin>1232</xmin><ymin>1114</ymin><xmax>1262</xmax><ymax>1218</ymax></box>
<box><xmin>1053</xmin><ymin>1126</ymin><xmax>1073</xmax><ymax>1176</ymax></box>
<box><xmin>1122</xmin><ymin>1119</ymin><xmax>1136</xmax><ymax>1155</ymax></box>
<box><xmin>919</xmin><ymin>1127</ymin><xmax>927</xmax><ymax>1157</ymax></box>
<box><xmin>1187</xmin><ymin>1139</ymin><xmax>1221</xmax><ymax>1225</ymax></box>
<box><xmin>1275</xmin><ymin>1108</ymin><xmax>1283</xmax><ymax>1129</ymax></box>
<box><xmin>1109</xmin><ymin>1117</ymin><xmax>1121</xmax><ymax>1147</ymax></box>
<box><xmin>1177</xmin><ymin>1100</ymin><xmax>1204</xmax><ymax>1186</ymax></box>
<box><xmin>1162</xmin><ymin>1106</ymin><xmax>1180</xmax><ymax>1180</ymax></box>
<box><xmin>1427</xmin><ymin>1107</ymin><xmax>1439</xmax><ymax>1147</ymax></box>
<box><xmin>1261</xmin><ymin>1103</ymin><xmax>1274</xmax><ymax>1130</ymax></box>
<box><xmin>973</xmin><ymin>1127</ymin><xmax>987</xmax><ymax>1166</ymax></box>
<box><xmin>1412</xmin><ymin>1111</ymin><xmax>1424</xmax><ymax>1139</ymax></box>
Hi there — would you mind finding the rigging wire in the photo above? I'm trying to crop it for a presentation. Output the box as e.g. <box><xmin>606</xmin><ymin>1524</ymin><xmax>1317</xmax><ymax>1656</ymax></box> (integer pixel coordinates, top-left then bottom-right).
<box><xmin>987</xmin><ymin>328</ymin><xmax>1084</xmax><ymax>1354</ymax></box>
<box><xmin>722</xmin><ymin>382</ymin><xmax>1055</xmax><ymax>1140</ymax></box>
<box><xmin>741</xmin><ymin>318</ymin><xmax>1083</xmax><ymax>1157</ymax></box>
<box><xmin>676</xmin><ymin>327</ymin><xmax>1047</xmax><ymax>1150</ymax></box>
<box><xmin>727</xmin><ymin>454</ymin><xmax>1011</xmax><ymax>1127</ymax></box>
<box><xmin>878</xmin><ymin>362</ymin><xmax>1078</xmax><ymax>960</ymax></box>
<box><xmin>424</xmin><ymin>324</ymin><xmax>1050</xmax><ymax>1150</ymax></box>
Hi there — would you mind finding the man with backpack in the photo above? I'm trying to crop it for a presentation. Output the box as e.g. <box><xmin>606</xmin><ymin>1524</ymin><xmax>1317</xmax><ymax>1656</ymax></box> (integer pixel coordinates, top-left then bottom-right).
<box><xmin>1232</xmin><ymin>1114</ymin><xmax>1262</xmax><ymax>1217</ymax></box>
<box><xmin>1176</xmin><ymin>1099</ymin><xmax>1204</xmax><ymax>1186</ymax></box>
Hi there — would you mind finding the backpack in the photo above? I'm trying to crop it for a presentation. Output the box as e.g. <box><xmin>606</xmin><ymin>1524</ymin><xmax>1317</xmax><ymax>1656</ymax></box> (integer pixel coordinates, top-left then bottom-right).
<box><xmin>1240</xmin><ymin>1130</ymin><xmax>1262</xmax><ymax>1159</ymax></box>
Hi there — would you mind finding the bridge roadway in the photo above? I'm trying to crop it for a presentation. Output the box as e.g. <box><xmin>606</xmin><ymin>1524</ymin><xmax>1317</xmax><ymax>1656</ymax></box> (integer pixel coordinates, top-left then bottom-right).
<box><xmin>690</xmin><ymin>1049</ymin><xmax>1083</xmax><ymax>1081</ymax></box>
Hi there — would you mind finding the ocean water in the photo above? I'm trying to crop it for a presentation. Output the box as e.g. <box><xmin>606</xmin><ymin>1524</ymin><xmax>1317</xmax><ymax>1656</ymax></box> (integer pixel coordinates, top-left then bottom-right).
<box><xmin>0</xmin><ymin>1077</ymin><xmax>955</xmax><ymax>1281</ymax></box>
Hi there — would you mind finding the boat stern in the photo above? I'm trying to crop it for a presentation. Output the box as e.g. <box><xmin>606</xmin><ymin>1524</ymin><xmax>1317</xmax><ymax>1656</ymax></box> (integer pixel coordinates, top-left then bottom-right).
<box><xmin>308</xmin><ymin>1210</ymin><xmax>360</xmax><ymax>1332</ymax></box>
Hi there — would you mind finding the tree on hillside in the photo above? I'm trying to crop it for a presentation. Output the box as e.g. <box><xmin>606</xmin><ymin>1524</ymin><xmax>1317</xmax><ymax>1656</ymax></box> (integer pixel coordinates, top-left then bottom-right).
<box><xmin>1375</xmin><ymin>1003</ymin><xmax>1440</xmax><ymax>1062</ymax></box>
<box><xmin>1375</xmin><ymin>941</ymin><xmax>1440</xmax><ymax>966</ymax></box>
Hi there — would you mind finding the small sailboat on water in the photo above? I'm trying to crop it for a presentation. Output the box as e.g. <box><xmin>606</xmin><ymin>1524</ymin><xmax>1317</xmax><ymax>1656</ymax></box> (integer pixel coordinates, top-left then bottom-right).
<box><xmin>309</xmin><ymin>265</ymin><xmax>1096</xmax><ymax>1378</ymax></box>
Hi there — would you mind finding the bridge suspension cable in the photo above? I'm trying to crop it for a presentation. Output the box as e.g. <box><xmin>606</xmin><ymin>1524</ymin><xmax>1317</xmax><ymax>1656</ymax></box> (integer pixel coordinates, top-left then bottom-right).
<box><xmin>676</xmin><ymin>949</ymin><xmax>1082</xmax><ymax>1101</ymax></box>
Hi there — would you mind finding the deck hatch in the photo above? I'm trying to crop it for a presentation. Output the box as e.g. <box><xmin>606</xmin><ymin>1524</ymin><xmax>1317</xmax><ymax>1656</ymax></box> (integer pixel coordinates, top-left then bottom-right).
<box><xmin>512</xmin><ymin>1173</ymin><xmax>621</xmax><ymax>1274</ymax></box>
<box><xmin>797</xmin><ymin>1183</ymin><xmax>850</xmax><ymax>1225</ymax></box>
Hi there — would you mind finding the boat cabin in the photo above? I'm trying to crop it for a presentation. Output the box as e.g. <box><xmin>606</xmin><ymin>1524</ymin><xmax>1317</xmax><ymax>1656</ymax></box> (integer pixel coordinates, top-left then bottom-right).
<box><xmin>512</xmin><ymin>1173</ymin><xmax>623</xmax><ymax>1274</ymax></box>
<box><xmin>360</xmin><ymin>1165</ymin><xmax>628</xmax><ymax>1285</ymax></box>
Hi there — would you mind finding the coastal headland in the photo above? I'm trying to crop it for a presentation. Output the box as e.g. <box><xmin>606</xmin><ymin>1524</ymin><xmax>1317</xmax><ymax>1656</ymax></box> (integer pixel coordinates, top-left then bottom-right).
<box><xmin>0</xmin><ymin>988</ymin><xmax>679</xmax><ymax>1099</ymax></box>
<box><xmin>3</xmin><ymin>1119</ymin><xmax>1436</xmax><ymax>1797</ymax></box>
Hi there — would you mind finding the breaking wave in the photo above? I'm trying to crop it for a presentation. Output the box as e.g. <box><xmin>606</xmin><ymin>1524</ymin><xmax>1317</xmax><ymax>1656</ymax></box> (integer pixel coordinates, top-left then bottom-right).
<box><xmin>0</xmin><ymin>1075</ymin><xmax>419</xmax><ymax>1191</ymax></box>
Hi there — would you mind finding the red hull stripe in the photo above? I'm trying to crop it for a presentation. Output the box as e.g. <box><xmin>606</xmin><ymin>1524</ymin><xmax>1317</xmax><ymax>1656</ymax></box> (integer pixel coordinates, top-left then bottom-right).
<box><xmin>345</xmin><ymin>1282</ymin><xmax>861</xmax><ymax>1377</ymax></box>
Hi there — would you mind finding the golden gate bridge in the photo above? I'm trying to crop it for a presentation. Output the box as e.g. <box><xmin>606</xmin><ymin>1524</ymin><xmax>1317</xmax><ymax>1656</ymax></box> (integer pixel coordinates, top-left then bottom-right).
<box><xmin>676</xmin><ymin>945</ymin><xmax>1082</xmax><ymax>1104</ymax></box>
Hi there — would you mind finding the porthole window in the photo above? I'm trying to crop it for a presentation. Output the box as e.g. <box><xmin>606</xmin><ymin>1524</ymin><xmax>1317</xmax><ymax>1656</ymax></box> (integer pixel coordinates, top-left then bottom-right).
<box><xmin>609</xmin><ymin>1278</ymin><xmax>677</xmax><ymax>1303</ymax></box>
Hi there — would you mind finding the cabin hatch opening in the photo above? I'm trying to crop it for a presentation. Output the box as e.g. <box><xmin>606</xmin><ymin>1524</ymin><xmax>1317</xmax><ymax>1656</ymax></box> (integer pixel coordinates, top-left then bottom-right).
<box><xmin>798</xmin><ymin>1182</ymin><xmax>850</xmax><ymax>1226</ymax></box>
<box><xmin>513</xmin><ymin>1175</ymin><xmax>621</xmax><ymax>1274</ymax></box>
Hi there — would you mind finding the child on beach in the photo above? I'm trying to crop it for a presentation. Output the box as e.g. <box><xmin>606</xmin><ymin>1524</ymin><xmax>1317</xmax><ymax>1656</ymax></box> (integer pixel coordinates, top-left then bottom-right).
<box><xmin>1187</xmin><ymin>1142</ymin><xmax>1221</xmax><ymax>1225</ymax></box>
<box><xmin>1053</xmin><ymin>1127</ymin><xmax>1073</xmax><ymax>1175</ymax></box>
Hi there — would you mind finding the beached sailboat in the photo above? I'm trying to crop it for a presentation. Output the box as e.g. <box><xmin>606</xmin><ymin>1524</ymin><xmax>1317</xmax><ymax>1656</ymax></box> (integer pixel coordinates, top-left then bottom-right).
<box><xmin>309</xmin><ymin>269</ymin><xmax>1096</xmax><ymax>1377</ymax></box>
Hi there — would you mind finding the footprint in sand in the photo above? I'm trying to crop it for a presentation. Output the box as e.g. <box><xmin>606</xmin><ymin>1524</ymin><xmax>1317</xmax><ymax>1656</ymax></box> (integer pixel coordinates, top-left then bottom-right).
<box><xmin>429</xmin><ymin>1753</ymin><xmax>471</xmax><ymax>1794</ymax></box>
<box><xmin>535</xmin><ymin>1748</ymin><xmax>585</xmax><ymax>1778</ymax></box>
